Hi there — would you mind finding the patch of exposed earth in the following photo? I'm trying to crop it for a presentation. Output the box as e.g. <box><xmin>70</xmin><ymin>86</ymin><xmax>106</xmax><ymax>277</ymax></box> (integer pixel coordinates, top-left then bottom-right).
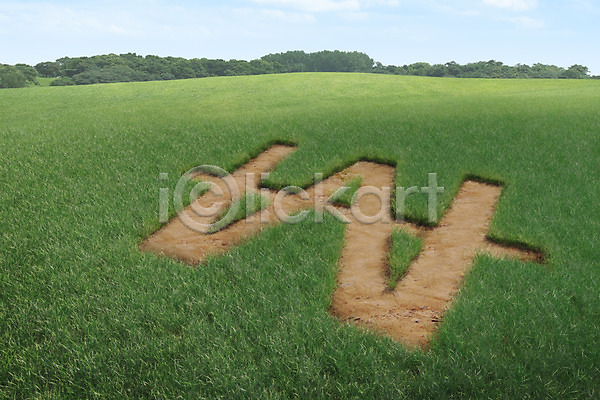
<box><xmin>141</xmin><ymin>145</ymin><xmax>541</xmax><ymax>348</ymax></box>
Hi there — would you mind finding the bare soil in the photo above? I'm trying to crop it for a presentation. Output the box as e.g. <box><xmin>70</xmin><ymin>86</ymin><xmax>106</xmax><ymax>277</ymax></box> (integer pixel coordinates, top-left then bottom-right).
<box><xmin>332</xmin><ymin>179</ymin><xmax>541</xmax><ymax>348</ymax></box>
<box><xmin>140</xmin><ymin>145</ymin><xmax>297</xmax><ymax>263</ymax></box>
<box><xmin>141</xmin><ymin>145</ymin><xmax>541</xmax><ymax>348</ymax></box>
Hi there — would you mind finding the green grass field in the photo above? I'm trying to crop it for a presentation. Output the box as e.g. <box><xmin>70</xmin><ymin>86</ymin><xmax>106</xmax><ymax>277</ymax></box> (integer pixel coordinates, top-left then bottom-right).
<box><xmin>1</xmin><ymin>73</ymin><xmax>599</xmax><ymax>398</ymax></box>
<box><xmin>35</xmin><ymin>77</ymin><xmax>55</xmax><ymax>87</ymax></box>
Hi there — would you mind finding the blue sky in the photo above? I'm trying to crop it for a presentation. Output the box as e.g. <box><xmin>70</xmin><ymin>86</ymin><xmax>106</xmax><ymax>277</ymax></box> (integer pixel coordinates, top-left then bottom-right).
<box><xmin>1</xmin><ymin>0</ymin><xmax>599</xmax><ymax>74</ymax></box>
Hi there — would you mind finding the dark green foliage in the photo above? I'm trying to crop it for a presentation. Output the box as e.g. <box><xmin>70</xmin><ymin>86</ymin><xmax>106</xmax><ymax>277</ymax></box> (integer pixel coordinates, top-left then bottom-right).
<box><xmin>0</xmin><ymin>64</ymin><xmax>38</xmax><ymax>88</ymax></box>
<box><xmin>34</xmin><ymin>61</ymin><xmax>61</xmax><ymax>77</ymax></box>
<box><xmin>261</xmin><ymin>50</ymin><xmax>374</xmax><ymax>72</ymax></box>
<box><xmin>43</xmin><ymin>53</ymin><xmax>287</xmax><ymax>86</ymax></box>
<box><xmin>15</xmin><ymin>64</ymin><xmax>39</xmax><ymax>84</ymax></box>
<box><xmin>376</xmin><ymin>59</ymin><xmax>591</xmax><ymax>79</ymax></box>
<box><xmin>0</xmin><ymin>65</ymin><xmax>26</xmax><ymax>88</ymax></box>
<box><xmin>563</xmin><ymin>64</ymin><xmax>589</xmax><ymax>79</ymax></box>
<box><xmin>21</xmin><ymin>51</ymin><xmax>593</xmax><ymax>89</ymax></box>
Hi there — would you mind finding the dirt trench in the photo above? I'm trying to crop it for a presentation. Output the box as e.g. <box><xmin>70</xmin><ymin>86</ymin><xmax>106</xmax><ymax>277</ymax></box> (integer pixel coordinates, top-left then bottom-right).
<box><xmin>140</xmin><ymin>145</ymin><xmax>541</xmax><ymax>348</ymax></box>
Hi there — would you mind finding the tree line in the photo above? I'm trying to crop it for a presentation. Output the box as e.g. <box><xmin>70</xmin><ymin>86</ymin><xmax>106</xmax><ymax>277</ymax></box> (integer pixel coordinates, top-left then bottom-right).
<box><xmin>0</xmin><ymin>64</ymin><xmax>39</xmax><ymax>88</ymax></box>
<box><xmin>372</xmin><ymin>60</ymin><xmax>591</xmax><ymax>79</ymax></box>
<box><xmin>1</xmin><ymin>50</ymin><xmax>597</xmax><ymax>89</ymax></box>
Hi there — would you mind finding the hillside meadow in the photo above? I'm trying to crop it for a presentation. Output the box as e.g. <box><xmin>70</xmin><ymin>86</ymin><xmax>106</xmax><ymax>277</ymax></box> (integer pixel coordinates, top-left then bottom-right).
<box><xmin>1</xmin><ymin>73</ymin><xmax>599</xmax><ymax>398</ymax></box>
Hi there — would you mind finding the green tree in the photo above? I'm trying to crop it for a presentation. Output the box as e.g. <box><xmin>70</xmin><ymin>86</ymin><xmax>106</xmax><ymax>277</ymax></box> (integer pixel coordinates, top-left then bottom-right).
<box><xmin>25</xmin><ymin>52</ymin><xmax>594</xmax><ymax>86</ymax></box>
<box><xmin>427</xmin><ymin>64</ymin><xmax>447</xmax><ymax>77</ymax></box>
<box><xmin>200</xmin><ymin>58</ymin><xmax>229</xmax><ymax>76</ymax></box>
<box><xmin>261</xmin><ymin>50</ymin><xmax>373</xmax><ymax>73</ymax></box>
<box><xmin>15</xmin><ymin>64</ymin><xmax>38</xmax><ymax>84</ymax></box>
<box><xmin>563</xmin><ymin>64</ymin><xmax>589</xmax><ymax>79</ymax></box>
<box><xmin>0</xmin><ymin>64</ymin><xmax>27</xmax><ymax>88</ymax></box>
<box><xmin>168</xmin><ymin>58</ymin><xmax>196</xmax><ymax>79</ymax></box>
<box><xmin>530</xmin><ymin>63</ymin><xmax>563</xmax><ymax>79</ymax></box>
<box><xmin>188</xmin><ymin>58</ymin><xmax>209</xmax><ymax>78</ymax></box>
<box><xmin>35</xmin><ymin>61</ymin><xmax>60</xmax><ymax>77</ymax></box>
<box><xmin>406</xmin><ymin>62</ymin><xmax>431</xmax><ymax>76</ymax></box>
<box><xmin>444</xmin><ymin>61</ymin><xmax>461</xmax><ymax>77</ymax></box>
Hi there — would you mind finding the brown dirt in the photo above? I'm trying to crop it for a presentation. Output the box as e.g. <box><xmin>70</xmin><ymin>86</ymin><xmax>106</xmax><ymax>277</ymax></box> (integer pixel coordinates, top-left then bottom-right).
<box><xmin>331</xmin><ymin>179</ymin><xmax>541</xmax><ymax>349</ymax></box>
<box><xmin>140</xmin><ymin>145</ymin><xmax>298</xmax><ymax>264</ymax></box>
<box><xmin>140</xmin><ymin>145</ymin><xmax>542</xmax><ymax>348</ymax></box>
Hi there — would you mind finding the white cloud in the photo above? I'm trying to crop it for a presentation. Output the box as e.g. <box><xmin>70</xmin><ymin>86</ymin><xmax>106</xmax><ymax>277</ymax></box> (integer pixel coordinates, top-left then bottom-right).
<box><xmin>431</xmin><ymin>3</ymin><xmax>481</xmax><ymax>17</ymax></box>
<box><xmin>338</xmin><ymin>11</ymin><xmax>371</xmax><ymax>20</ymax></box>
<box><xmin>0</xmin><ymin>2</ymin><xmax>143</xmax><ymax>36</ymax></box>
<box><xmin>41</xmin><ymin>9</ymin><xmax>141</xmax><ymax>35</ymax></box>
<box><xmin>501</xmin><ymin>16</ymin><xmax>544</xmax><ymax>28</ymax></box>
<box><xmin>363</xmin><ymin>0</ymin><xmax>400</xmax><ymax>6</ymax></box>
<box><xmin>568</xmin><ymin>0</ymin><xmax>600</xmax><ymax>14</ymax></box>
<box><xmin>483</xmin><ymin>0</ymin><xmax>538</xmax><ymax>11</ymax></box>
<box><xmin>250</xmin><ymin>0</ymin><xmax>403</xmax><ymax>12</ymax></box>
<box><xmin>250</xmin><ymin>0</ymin><xmax>360</xmax><ymax>12</ymax></box>
<box><xmin>234</xmin><ymin>7</ymin><xmax>316</xmax><ymax>23</ymax></box>
<box><xmin>459</xmin><ymin>9</ymin><xmax>481</xmax><ymax>16</ymax></box>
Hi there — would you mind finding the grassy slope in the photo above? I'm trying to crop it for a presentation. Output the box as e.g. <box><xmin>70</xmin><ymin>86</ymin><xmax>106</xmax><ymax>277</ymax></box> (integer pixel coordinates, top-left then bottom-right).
<box><xmin>1</xmin><ymin>74</ymin><xmax>599</xmax><ymax>398</ymax></box>
<box><xmin>35</xmin><ymin>77</ymin><xmax>55</xmax><ymax>87</ymax></box>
